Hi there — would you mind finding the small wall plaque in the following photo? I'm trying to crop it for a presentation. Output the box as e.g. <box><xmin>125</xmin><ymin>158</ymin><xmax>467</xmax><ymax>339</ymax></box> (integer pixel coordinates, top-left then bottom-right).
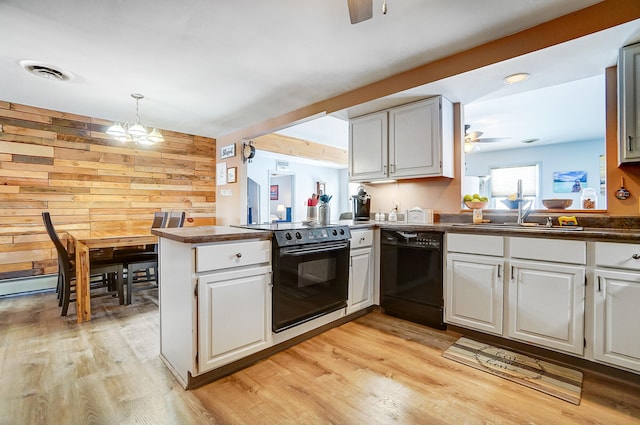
<box><xmin>220</xmin><ymin>143</ymin><xmax>236</xmax><ymax>159</ymax></box>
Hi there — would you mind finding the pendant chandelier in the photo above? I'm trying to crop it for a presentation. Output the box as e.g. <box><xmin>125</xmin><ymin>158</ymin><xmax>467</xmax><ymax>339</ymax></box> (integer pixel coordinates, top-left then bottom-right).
<box><xmin>106</xmin><ymin>93</ymin><xmax>164</xmax><ymax>145</ymax></box>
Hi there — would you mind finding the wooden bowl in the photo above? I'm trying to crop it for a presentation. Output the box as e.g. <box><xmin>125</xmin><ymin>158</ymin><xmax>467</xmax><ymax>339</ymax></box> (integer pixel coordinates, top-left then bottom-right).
<box><xmin>464</xmin><ymin>201</ymin><xmax>488</xmax><ymax>209</ymax></box>
<box><xmin>542</xmin><ymin>199</ymin><xmax>573</xmax><ymax>209</ymax></box>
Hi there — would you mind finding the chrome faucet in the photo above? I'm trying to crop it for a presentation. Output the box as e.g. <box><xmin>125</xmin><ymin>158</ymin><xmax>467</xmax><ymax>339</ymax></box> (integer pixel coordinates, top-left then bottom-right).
<box><xmin>516</xmin><ymin>179</ymin><xmax>532</xmax><ymax>224</ymax></box>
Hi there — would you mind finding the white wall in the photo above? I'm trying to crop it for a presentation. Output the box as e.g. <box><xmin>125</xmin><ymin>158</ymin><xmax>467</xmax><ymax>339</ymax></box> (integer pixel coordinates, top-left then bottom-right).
<box><xmin>464</xmin><ymin>139</ymin><xmax>605</xmax><ymax>209</ymax></box>
<box><xmin>247</xmin><ymin>152</ymin><xmax>348</xmax><ymax>224</ymax></box>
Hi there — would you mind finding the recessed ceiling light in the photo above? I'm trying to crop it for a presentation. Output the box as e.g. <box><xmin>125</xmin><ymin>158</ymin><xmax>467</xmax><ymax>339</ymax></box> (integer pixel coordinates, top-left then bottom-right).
<box><xmin>504</xmin><ymin>72</ymin><xmax>530</xmax><ymax>84</ymax></box>
<box><xmin>20</xmin><ymin>60</ymin><xmax>73</xmax><ymax>81</ymax></box>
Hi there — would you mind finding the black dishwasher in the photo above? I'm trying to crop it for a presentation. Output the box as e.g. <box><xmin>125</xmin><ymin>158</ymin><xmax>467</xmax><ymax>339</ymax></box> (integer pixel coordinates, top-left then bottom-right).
<box><xmin>380</xmin><ymin>229</ymin><xmax>445</xmax><ymax>330</ymax></box>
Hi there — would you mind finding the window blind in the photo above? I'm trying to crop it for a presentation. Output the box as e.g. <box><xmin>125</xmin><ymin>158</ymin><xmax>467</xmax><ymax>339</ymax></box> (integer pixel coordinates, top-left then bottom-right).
<box><xmin>490</xmin><ymin>165</ymin><xmax>538</xmax><ymax>197</ymax></box>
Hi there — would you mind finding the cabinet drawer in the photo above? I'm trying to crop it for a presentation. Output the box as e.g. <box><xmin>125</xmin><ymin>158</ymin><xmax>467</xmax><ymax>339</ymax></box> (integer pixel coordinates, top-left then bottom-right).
<box><xmin>195</xmin><ymin>240</ymin><xmax>270</xmax><ymax>272</ymax></box>
<box><xmin>510</xmin><ymin>237</ymin><xmax>585</xmax><ymax>265</ymax></box>
<box><xmin>596</xmin><ymin>242</ymin><xmax>640</xmax><ymax>270</ymax></box>
<box><xmin>350</xmin><ymin>229</ymin><xmax>374</xmax><ymax>248</ymax></box>
<box><xmin>447</xmin><ymin>233</ymin><xmax>503</xmax><ymax>256</ymax></box>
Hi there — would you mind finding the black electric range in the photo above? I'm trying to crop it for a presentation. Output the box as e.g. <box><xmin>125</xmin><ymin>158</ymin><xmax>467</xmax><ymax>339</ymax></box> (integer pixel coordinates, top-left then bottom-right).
<box><xmin>233</xmin><ymin>222</ymin><xmax>352</xmax><ymax>332</ymax></box>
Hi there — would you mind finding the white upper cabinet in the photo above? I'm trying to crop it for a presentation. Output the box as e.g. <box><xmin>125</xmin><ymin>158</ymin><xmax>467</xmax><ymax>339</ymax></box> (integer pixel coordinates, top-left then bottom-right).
<box><xmin>619</xmin><ymin>42</ymin><xmax>640</xmax><ymax>163</ymax></box>
<box><xmin>349</xmin><ymin>96</ymin><xmax>454</xmax><ymax>181</ymax></box>
<box><xmin>349</xmin><ymin>111</ymin><xmax>388</xmax><ymax>180</ymax></box>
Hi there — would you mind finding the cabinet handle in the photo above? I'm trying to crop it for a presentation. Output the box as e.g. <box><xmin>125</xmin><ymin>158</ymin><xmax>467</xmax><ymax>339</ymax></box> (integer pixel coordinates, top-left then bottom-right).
<box><xmin>597</xmin><ymin>276</ymin><xmax>602</xmax><ymax>292</ymax></box>
<box><xmin>511</xmin><ymin>266</ymin><xmax>514</xmax><ymax>280</ymax></box>
<box><xmin>383</xmin><ymin>165</ymin><xmax>387</xmax><ymax>174</ymax></box>
<box><xmin>497</xmin><ymin>264</ymin><xmax>501</xmax><ymax>278</ymax></box>
<box><xmin>632</xmin><ymin>254</ymin><xmax>640</xmax><ymax>260</ymax></box>
<box><xmin>235</xmin><ymin>252</ymin><xmax>242</xmax><ymax>258</ymax></box>
<box><xmin>628</xmin><ymin>135</ymin><xmax>633</xmax><ymax>152</ymax></box>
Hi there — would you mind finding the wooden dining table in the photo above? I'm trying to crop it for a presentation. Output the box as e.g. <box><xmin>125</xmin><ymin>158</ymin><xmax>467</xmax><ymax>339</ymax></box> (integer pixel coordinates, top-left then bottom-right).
<box><xmin>66</xmin><ymin>229</ymin><xmax>158</xmax><ymax>323</ymax></box>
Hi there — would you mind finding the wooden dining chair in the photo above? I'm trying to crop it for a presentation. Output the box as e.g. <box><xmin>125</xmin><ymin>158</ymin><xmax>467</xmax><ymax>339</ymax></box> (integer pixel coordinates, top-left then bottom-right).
<box><xmin>42</xmin><ymin>212</ymin><xmax>125</xmax><ymax>316</ymax></box>
<box><xmin>112</xmin><ymin>211</ymin><xmax>166</xmax><ymax>296</ymax></box>
<box><xmin>151</xmin><ymin>211</ymin><xmax>168</xmax><ymax>229</ymax></box>
<box><xmin>119</xmin><ymin>252</ymin><xmax>159</xmax><ymax>304</ymax></box>
<box><xmin>165</xmin><ymin>211</ymin><xmax>186</xmax><ymax>228</ymax></box>
<box><xmin>114</xmin><ymin>211</ymin><xmax>167</xmax><ymax>258</ymax></box>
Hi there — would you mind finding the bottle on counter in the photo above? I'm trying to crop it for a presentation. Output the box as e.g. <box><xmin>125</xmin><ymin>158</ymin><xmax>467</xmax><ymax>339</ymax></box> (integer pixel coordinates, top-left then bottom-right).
<box><xmin>581</xmin><ymin>188</ymin><xmax>597</xmax><ymax>209</ymax></box>
<box><xmin>388</xmin><ymin>208</ymin><xmax>397</xmax><ymax>222</ymax></box>
<box><xmin>473</xmin><ymin>208</ymin><xmax>483</xmax><ymax>224</ymax></box>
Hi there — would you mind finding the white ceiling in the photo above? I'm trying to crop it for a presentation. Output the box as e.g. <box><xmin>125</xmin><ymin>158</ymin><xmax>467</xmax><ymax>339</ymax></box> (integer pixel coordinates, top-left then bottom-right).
<box><xmin>2</xmin><ymin>0</ymin><xmax>630</xmax><ymax>142</ymax></box>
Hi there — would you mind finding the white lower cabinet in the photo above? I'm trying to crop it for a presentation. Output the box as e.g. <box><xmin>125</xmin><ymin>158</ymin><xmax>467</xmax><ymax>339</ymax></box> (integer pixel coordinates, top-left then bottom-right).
<box><xmin>593</xmin><ymin>270</ymin><xmax>640</xmax><ymax>372</ymax></box>
<box><xmin>446</xmin><ymin>233</ymin><xmax>504</xmax><ymax>335</ymax></box>
<box><xmin>508</xmin><ymin>259</ymin><xmax>585</xmax><ymax>355</ymax></box>
<box><xmin>446</xmin><ymin>253</ymin><xmax>504</xmax><ymax>335</ymax></box>
<box><xmin>158</xmin><ymin>237</ymin><xmax>272</xmax><ymax>387</ymax></box>
<box><xmin>593</xmin><ymin>241</ymin><xmax>640</xmax><ymax>373</ymax></box>
<box><xmin>446</xmin><ymin>234</ymin><xmax>588</xmax><ymax>357</ymax></box>
<box><xmin>348</xmin><ymin>230</ymin><xmax>374</xmax><ymax>314</ymax></box>
<box><xmin>197</xmin><ymin>265</ymin><xmax>271</xmax><ymax>373</ymax></box>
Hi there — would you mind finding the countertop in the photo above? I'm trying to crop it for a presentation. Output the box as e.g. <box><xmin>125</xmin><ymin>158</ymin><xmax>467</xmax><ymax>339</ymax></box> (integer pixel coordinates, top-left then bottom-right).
<box><xmin>371</xmin><ymin>221</ymin><xmax>640</xmax><ymax>242</ymax></box>
<box><xmin>152</xmin><ymin>221</ymin><xmax>640</xmax><ymax>244</ymax></box>
<box><xmin>152</xmin><ymin>226</ymin><xmax>272</xmax><ymax>244</ymax></box>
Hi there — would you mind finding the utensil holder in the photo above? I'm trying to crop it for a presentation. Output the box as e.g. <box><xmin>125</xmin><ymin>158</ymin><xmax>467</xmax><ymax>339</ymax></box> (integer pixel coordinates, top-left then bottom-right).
<box><xmin>318</xmin><ymin>203</ymin><xmax>330</xmax><ymax>226</ymax></box>
<box><xmin>306</xmin><ymin>206</ymin><xmax>317</xmax><ymax>223</ymax></box>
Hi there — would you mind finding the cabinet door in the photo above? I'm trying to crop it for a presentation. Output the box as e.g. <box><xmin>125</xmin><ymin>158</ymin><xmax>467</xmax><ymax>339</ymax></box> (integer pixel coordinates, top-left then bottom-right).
<box><xmin>349</xmin><ymin>111</ymin><xmax>388</xmax><ymax>181</ymax></box>
<box><xmin>348</xmin><ymin>246</ymin><xmax>374</xmax><ymax>314</ymax></box>
<box><xmin>593</xmin><ymin>269</ymin><xmax>640</xmax><ymax>372</ymax></box>
<box><xmin>445</xmin><ymin>253</ymin><xmax>504</xmax><ymax>335</ymax></box>
<box><xmin>198</xmin><ymin>266</ymin><xmax>271</xmax><ymax>373</ymax></box>
<box><xmin>619</xmin><ymin>43</ymin><xmax>640</xmax><ymax>163</ymax></box>
<box><xmin>389</xmin><ymin>97</ymin><xmax>441</xmax><ymax>178</ymax></box>
<box><xmin>508</xmin><ymin>260</ymin><xmax>585</xmax><ymax>355</ymax></box>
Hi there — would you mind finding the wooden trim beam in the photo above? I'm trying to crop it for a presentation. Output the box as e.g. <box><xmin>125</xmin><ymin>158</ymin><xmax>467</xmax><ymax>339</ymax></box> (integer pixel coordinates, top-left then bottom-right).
<box><xmin>252</xmin><ymin>133</ymin><xmax>347</xmax><ymax>165</ymax></box>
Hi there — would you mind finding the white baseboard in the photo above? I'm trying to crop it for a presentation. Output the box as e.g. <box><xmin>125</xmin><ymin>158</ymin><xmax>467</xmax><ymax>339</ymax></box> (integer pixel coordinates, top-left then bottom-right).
<box><xmin>0</xmin><ymin>275</ymin><xmax>57</xmax><ymax>297</ymax></box>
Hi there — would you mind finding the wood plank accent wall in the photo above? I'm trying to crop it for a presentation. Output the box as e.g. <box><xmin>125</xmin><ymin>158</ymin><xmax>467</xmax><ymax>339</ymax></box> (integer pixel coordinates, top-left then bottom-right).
<box><xmin>0</xmin><ymin>101</ymin><xmax>216</xmax><ymax>280</ymax></box>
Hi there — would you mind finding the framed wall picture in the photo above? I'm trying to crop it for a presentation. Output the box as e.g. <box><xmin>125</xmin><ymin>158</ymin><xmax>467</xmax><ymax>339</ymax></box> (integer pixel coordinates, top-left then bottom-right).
<box><xmin>220</xmin><ymin>143</ymin><xmax>236</xmax><ymax>159</ymax></box>
<box><xmin>227</xmin><ymin>166</ymin><xmax>237</xmax><ymax>183</ymax></box>
<box><xmin>270</xmin><ymin>185</ymin><xmax>279</xmax><ymax>200</ymax></box>
<box><xmin>316</xmin><ymin>181</ymin><xmax>326</xmax><ymax>196</ymax></box>
<box><xmin>216</xmin><ymin>162</ymin><xmax>227</xmax><ymax>185</ymax></box>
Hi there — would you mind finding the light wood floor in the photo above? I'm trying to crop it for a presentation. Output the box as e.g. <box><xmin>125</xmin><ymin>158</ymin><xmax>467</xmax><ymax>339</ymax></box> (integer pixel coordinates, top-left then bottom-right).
<box><xmin>1</xmin><ymin>290</ymin><xmax>639</xmax><ymax>425</ymax></box>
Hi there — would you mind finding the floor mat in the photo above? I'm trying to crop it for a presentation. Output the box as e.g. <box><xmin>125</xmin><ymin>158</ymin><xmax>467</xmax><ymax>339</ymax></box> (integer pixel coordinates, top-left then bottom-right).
<box><xmin>443</xmin><ymin>337</ymin><xmax>583</xmax><ymax>405</ymax></box>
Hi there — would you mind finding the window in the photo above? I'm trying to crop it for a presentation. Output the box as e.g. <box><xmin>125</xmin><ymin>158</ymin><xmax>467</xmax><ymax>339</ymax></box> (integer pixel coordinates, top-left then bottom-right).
<box><xmin>489</xmin><ymin>164</ymin><xmax>539</xmax><ymax>209</ymax></box>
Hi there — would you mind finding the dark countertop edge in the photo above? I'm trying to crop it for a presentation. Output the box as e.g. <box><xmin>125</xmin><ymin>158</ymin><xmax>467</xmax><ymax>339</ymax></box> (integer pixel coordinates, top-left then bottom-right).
<box><xmin>152</xmin><ymin>222</ymin><xmax>640</xmax><ymax>244</ymax></box>
<box><xmin>375</xmin><ymin>222</ymin><xmax>640</xmax><ymax>243</ymax></box>
<box><xmin>152</xmin><ymin>226</ymin><xmax>272</xmax><ymax>244</ymax></box>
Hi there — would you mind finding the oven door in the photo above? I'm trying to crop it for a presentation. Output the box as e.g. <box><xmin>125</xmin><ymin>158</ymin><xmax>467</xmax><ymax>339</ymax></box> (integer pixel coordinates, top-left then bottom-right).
<box><xmin>272</xmin><ymin>240</ymin><xmax>350</xmax><ymax>332</ymax></box>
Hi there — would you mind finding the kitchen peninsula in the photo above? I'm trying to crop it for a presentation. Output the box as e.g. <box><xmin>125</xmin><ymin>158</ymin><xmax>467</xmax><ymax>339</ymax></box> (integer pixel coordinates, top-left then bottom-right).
<box><xmin>153</xmin><ymin>224</ymin><xmax>375</xmax><ymax>389</ymax></box>
<box><xmin>153</xmin><ymin>219</ymin><xmax>640</xmax><ymax>389</ymax></box>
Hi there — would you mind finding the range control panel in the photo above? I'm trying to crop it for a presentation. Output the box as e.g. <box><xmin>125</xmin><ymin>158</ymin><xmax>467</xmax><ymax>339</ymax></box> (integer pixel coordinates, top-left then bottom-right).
<box><xmin>273</xmin><ymin>225</ymin><xmax>351</xmax><ymax>247</ymax></box>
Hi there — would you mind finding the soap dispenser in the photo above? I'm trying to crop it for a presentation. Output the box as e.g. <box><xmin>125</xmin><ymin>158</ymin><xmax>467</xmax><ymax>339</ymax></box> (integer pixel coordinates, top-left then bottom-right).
<box><xmin>388</xmin><ymin>208</ymin><xmax>397</xmax><ymax>222</ymax></box>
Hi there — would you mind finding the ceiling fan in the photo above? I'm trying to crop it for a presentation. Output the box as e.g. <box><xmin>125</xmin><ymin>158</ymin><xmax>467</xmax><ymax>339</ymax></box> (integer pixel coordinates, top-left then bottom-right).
<box><xmin>347</xmin><ymin>0</ymin><xmax>387</xmax><ymax>24</ymax></box>
<box><xmin>464</xmin><ymin>125</ymin><xmax>511</xmax><ymax>143</ymax></box>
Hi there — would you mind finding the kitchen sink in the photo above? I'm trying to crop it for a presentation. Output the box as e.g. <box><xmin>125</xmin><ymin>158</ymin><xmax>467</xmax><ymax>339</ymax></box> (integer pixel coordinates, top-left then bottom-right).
<box><xmin>451</xmin><ymin>223</ymin><xmax>584</xmax><ymax>231</ymax></box>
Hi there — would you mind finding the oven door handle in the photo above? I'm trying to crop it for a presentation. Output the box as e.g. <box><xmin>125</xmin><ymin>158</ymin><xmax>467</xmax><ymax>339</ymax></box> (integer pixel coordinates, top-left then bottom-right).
<box><xmin>280</xmin><ymin>241</ymin><xmax>349</xmax><ymax>256</ymax></box>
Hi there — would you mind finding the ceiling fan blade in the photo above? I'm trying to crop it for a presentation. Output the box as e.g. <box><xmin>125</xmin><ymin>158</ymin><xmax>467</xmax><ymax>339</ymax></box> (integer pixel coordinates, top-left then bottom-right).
<box><xmin>477</xmin><ymin>137</ymin><xmax>512</xmax><ymax>143</ymax></box>
<box><xmin>347</xmin><ymin>0</ymin><xmax>373</xmax><ymax>24</ymax></box>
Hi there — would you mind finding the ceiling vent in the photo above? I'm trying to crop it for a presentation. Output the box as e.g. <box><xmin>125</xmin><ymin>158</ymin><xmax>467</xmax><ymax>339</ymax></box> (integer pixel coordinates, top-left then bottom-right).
<box><xmin>20</xmin><ymin>60</ymin><xmax>72</xmax><ymax>81</ymax></box>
